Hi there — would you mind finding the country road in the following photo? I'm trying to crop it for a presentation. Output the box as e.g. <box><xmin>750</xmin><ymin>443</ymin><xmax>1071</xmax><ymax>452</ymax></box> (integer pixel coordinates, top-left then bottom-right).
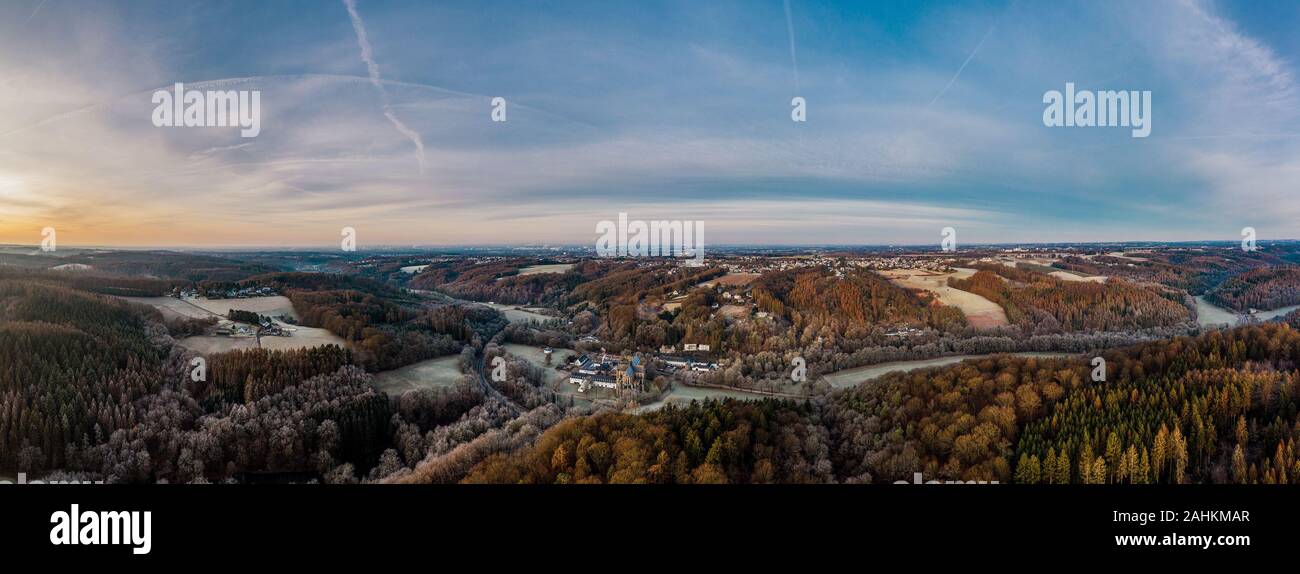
<box><xmin>473</xmin><ymin>347</ymin><xmax>524</xmax><ymax>417</ymax></box>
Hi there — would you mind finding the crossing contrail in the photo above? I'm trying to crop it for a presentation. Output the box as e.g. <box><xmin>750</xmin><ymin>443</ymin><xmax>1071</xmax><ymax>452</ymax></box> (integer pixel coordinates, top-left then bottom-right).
<box><xmin>927</xmin><ymin>0</ymin><xmax>1018</xmax><ymax>107</ymax></box>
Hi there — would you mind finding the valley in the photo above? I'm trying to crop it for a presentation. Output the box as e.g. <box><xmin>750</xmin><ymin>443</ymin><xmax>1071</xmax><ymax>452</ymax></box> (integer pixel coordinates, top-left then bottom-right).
<box><xmin>9</xmin><ymin>240</ymin><xmax>1300</xmax><ymax>485</ymax></box>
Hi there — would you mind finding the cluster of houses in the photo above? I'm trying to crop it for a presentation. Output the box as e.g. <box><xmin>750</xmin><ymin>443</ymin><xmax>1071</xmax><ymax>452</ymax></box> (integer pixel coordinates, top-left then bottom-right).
<box><xmin>171</xmin><ymin>285</ymin><xmax>278</xmax><ymax>300</ymax></box>
<box><xmin>213</xmin><ymin>323</ymin><xmax>257</xmax><ymax>337</ymax></box>
<box><xmin>215</xmin><ymin>315</ymin><xmax>291</xmax><ymax>338</ymax></box>
<box><xmin>851</xmin><ymin>256</ymin><xmax>956</xmax><ymax>271</ymax></box>
<box><xmin>714</xmin><ymin>257</ymin><xmax>820</xmax><ymax>275</ymax></box>
<box><xmin>215</xmin><ymin>286</ymin><xmax>277</xmax><ymax>299</ymax></box>
<box><xmin>568</xmin><ymin>353</ymin><xmax>647</xmax><ymax>395</ymax></box>
<box><xmin>656</xmin><ymin>354</ymin><xmax>720</xmax><ymax>375</ymax></box>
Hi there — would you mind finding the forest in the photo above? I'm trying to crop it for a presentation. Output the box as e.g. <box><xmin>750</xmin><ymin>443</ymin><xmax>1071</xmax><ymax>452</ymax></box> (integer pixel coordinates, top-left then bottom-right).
<box><xmin>948</xmin><ymin>264</ymin><xmax>1192</xmax><ymax>333</ymax></box>
<box><xmin>1052</xmin><ymin>249</ymin><xmax>1274</xmax><ymax>295</ymax></box>
<box><xmin>408</xmin><ymin>258</ymin><xmax>594</xmax><ymax>305</ymax></box>
<box><xmin>220</xmin><ymin>271</ymin><xmax>499</xmax><ymax>371</ymax></box>
<box><xmin>1205</xmin><ymin>266</ymin><xmax>1300</xmax><ymax>312</ymax></box>
<box><xmin>11</xmin><ymin>246</ymin><xmax>1300</xmax><ymax>485</ymax></box>
<box><xmin>463</xmin><ymin>323</ymin><xmax>1300</xmax><ymax>484</ymax></box>
<box><xmin>753</xmin><ymin>268</ymin><xmax>966</xmax><ymax>332</ymax></box>
<box><xmin>465</xmin><ymin>399</ymin><xmax>831</xmax><ymax>483</ymax></box>
<box><xmin>0</xmin><ymin>273</ymin><xmax>564</xmax><ymax>483</ymax></box>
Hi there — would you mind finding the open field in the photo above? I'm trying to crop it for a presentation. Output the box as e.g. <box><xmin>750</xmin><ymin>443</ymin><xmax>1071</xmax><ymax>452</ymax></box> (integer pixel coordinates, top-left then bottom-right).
<box><xmin>501</xmin><ymin>343</ymin><xmax>624</xmax><ymax>410</ymax></box>
<box><xmin>175</xmin><ymin>325</ymin><xmax>346</xmax><ymax>354</ymax></box>
<box><xmin>189</xmin><ymin>295</ymin><xmax>300</xmax><ymax>320</ymax></box>
<box><xmin>1048</xmin><ymin>270</ymin><xmax>1107</xmax><ymax>283</ymax></box>
<box><xmin>662</xmin><ymin>294</ymin><xmax>689</xmax><ymax>312</ymax></box>
<box><xmin>700</xmin><ymin>272</ymin><xmax>760</xmax><ymax>288</ymax></box>
<box><xmin>1104</xmin><ymin>252</ymin><xmax>1149</xmax><ymax>262</ymax></box>
<box><xmin>878</xmin><ymin>267</ymin><xmax>1009</xmax><ymax>328</ymax></box>
<box><xmin>516</xmin><ymin>263</ymin><xmax>574</xmax><ymax>276</ymax></box>
<box><xmin>1193</xmin><ymin>295</ymin><xmax>1300</xmax><ymax>327</ymax></box>
<box><xmin>122</xmin><ymin>296</ymin><xmax>214</xmax><ymax>320</ymax></box>
<box><xmin>50</xmin><ymin>263</ymin><xmax>93</xmax><ymax>271</ymax></box>
<box><xmin>1194</xmin><ymin>296</ymin><xmax>1238</xmax><ymax>327</ymax></box>
<box><xmin>176</xmin><ymin>335</ymin><xmax>260</xmax><ymax>354</ymax></box>
<box><xmin>502</xmin><ymin>344</ymin><xmax>609</xmax><ymax>406</ymax></box>
<box><xmin>504</xmin><ymin>343</ymin><xmax>575</xmax><ymax>384</ymax></box>
<box><xmin>372</xmin><ymin>355</ymin><xmax>464</xmax><ymax>395</ymax></box>
<box><xmin>124</xmin><ymin>295</ymin><xmax>346</xmax><ymax>352</ymax></box>
<box><xmin>718</xmin><ymin>304</ymin><xmax>749</xmax><ymax>319</ymax></box>
<box><xmin>400</xmin><ymin>264</ymin><xmax>429</xmax><ymax>274</ymax></box>
<box><xmin>632</xmin><ymin>383</ymin><xmax>777</xmax><ymax>414</ymax></box>
<box><xmin>483</xmin><ymin>302</ymin><xmax>557</xmax><ymax>324</ymax></box>
<box><xmin>259</xmin><ymin>326</ymin><xmax>347</xmax><ymax>351</ymax></box>
<box><xmin>127</xmin><ymin>295</ymin><xmax>301</xmax><ymax>321</ymax></box>
<box><xmin>822</xmin><ymin>352</ymin><xmax>1077</xmax><ymax>389</ymax></box>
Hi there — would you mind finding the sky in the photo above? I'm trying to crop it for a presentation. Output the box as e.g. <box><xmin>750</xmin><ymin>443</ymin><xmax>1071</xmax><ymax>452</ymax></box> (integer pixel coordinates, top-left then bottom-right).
<box><xmin>1</xmin><ymin>0</ymin><xmax>1298</xmax><ymax>248</ymax></box>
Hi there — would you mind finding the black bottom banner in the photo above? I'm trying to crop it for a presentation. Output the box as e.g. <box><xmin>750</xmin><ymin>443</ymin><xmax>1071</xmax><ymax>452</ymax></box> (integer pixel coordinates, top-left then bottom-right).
<box><xmin>1</xmin><ymin>485</ymin><xmax>1283</xmax><ymax>566</ymax></box>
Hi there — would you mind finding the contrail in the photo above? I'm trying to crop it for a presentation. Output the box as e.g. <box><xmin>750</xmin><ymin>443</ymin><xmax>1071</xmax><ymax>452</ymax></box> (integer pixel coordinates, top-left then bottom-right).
<box><xmin>927</xmin><ymin>0</ymin><xmax>1017</xmax><ymax>108</ymax></box>
<box><xmin>783</xmin><ymin>0</ymin><xmax>800</xmax><ymax>92</ymax></box>
<box><xmin>343</xmin><ymin>0</ymin><xmax>427</xmax><ymax>174</ymax></box>
<box><xmin>25</xmin><ymin>0</ymin><xmax>48</xmax><ymax>24</ymax></box>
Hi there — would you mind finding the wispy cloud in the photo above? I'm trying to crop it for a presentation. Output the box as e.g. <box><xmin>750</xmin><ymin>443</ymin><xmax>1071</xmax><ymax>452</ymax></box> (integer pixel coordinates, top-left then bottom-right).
<box><xmin>0</xmin><ymin>0</ymin><xmax>1297</xmax><ymax>246</ymax></box>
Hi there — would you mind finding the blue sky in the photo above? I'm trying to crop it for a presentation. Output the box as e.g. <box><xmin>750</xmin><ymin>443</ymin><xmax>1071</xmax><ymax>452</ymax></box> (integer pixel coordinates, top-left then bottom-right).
<box><xmin>0</xmin><ymin>0</ymin><xmax>1297</xmax><ymax>246</ymax></box>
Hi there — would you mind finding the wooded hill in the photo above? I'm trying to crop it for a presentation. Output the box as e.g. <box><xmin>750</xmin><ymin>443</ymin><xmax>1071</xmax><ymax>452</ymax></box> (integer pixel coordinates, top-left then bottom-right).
<box><xmin>0</xmin><ymin>269</ymin><xmax>507</xmax><ymax>482</ymax></box>
<box><xmin>1206</xmin><ymin>266</ymin><xmax>1300</xmax><ymax>312</ymax></box>
<box><xmin>1053</xmin><ymin>249</ymin><xmax>1275</xmax><ymax>295</ymax></box>
<box><xmin>464</xmin><ymin>323</ymin><xmax>1300</xmax><ymax>484</ymax></box>
<box><xmin>753</xmin><ymin>268</ymin><xmax>966</xmax><ymax>332</ymax></box>
<box><xmin>948</xmin><ymin>264</ymin><xmax>1191</xmax><ymax>334</ymax></box>
<box><xmin>409</xmin><ymin>259</ymin><xmax>594</xmax><ymax>305</ymax></box>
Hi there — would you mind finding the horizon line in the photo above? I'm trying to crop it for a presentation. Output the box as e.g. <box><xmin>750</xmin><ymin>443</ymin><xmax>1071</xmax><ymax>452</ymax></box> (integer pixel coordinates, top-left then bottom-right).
<box><xmin>2</xmin><ymin>238</ymin><xmax>1294</xmax><ymax>252</ymax></box>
